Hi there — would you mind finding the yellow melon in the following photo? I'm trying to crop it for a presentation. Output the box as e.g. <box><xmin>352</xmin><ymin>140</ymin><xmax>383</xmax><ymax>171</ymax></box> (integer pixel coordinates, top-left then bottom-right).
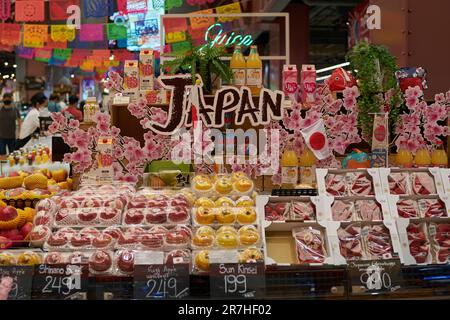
<box><xmin>24</xmin><ymin>174</ymin><xmax>48</xmax><ymax>190</ymax></box>
<box><xmin>0</xmin><ymin>176</ymin><xmax>24</xmax><ymax>189</ymax></box>
<box><xmin>0</xmin><ymin>200</ymin><xmax>6</xmax><ymax>208</ymax></box>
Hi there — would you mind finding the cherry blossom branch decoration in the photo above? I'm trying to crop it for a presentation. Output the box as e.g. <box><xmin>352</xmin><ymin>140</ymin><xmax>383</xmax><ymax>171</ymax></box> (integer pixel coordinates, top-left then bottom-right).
<box><xmin>394</xmin><ymin>86</ymin><xmax>450</xmax><ymax>153</ymax></box>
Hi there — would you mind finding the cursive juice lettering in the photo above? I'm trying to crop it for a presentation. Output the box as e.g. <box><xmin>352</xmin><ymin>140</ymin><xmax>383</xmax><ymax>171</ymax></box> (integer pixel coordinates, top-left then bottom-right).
<box><xmin>204</xmin><ymin>23</ymin><xmax>254</xmax><ymax>48</ymax></box>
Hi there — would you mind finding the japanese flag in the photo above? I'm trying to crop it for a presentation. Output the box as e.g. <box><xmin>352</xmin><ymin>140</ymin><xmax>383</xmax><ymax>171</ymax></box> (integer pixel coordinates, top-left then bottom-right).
<box><xmin>300</xmin><ymin>119</ymin><xmax>331</xmax><ymax>160</ymax></box>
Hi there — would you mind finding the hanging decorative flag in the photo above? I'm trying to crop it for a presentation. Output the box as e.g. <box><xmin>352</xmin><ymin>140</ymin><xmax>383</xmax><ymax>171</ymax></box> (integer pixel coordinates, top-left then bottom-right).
<box><xmin>187</xmin><ymin>0</ymin><xmax>215</xmax><ymax>5</ymax></box>
<box><xmin>0</xmin><ymin>0</ymin><xmax>11</xmax><ymax>21</ymax></box>
<box><xmin>127</xmin><ymin>0</ymin><xmax>147</xmax><ymax>14</ymax></box>
<box><xmin>50</xmin><ymin>0</ymin><xmax>80</xmax><ymax>21</ymax></box>
<box><xmin>107</xmin><ymin>23</ymin><xmax>127</xmax><ymax>40</ymax></box>
<box><xmin>15</xmin><ymin>0</ymin><xmax>45</xmax><ymax>22</ymax></box>
<box><xmin>83</xmin><ymin>0</ymin><xmax>108</xmax><ymax>18</ymax></box>
<box><xmin>190</xmin><ymin>9</ymin><xmax>214</xmax><ymax>30</ymax></box>
<box><xmin>34</xmin><ymin>48</ymin><xmax>52</xmax><ymax>62</ymax></box>
<box><xmin>79</xmin><ymin>24</ymin><xmax>104</xmax><ymax>42</ymax></box>
<box><xmin>216</xmin><ymin>2</ymin><xmax>241</xmax><ymax>22</ymax></box>
<box><xmin>51</xmin><ymin>25</ymin><xmax>76</xmax><ymax>42</ymax></box>
<box><xmin>23</xmin><ymin>24</ymin><xmax>48</xmax><ymax>48</ymax></box>
<box><xmin>16</xmin><ymin>46</ymin><xmax>35</xmax><ymax>59</ymax></box>
<box><xmin>46</xmin><ymin>37</ymin><xmax>68</xmax><ymax>49</ymax></box>
<box><xmin>116</xmin><ymin>0</ymin><xmax>127</xmax><ymax>13</ymax></box>
<box><xmin>165</xmin><ymin>0</ymin><xmax>182</xmax><ymax>10</ymax></box>
<box><xmin>53</xmin><ymin>48</ymin><xmax>72</xmax><ymax>60</ymax></box>
<box><xmin>0</xmin><ymin>23</ymin><xmax>21</xmax><ymax>45</ymax></box>
<box><xmin>300</xmin><ymin>119</ymin><xmax>331</xmax><ymax>160</ymax></box>
<box><xmin>163</xmin><ymin>17</ymin><xmax>188</xmax><ymax>33</ymax></box>
<box><xmin>80</xmin><ymin>59</ymin><xmax>95</xmax><ymax>71</ymax></box>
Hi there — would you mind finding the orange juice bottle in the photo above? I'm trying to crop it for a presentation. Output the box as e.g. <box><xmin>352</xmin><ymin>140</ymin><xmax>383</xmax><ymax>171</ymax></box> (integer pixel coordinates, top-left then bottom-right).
<box><xmin>246</xmin><ymin>45</ymin><xmax>262</xmax><ymax>96</ymax></box>
<box><xmin>415</xmin><ymin>146</ymin><xmax>431</xmax><ymax>167</ymax></box>
<box><xmin>281</xmin><ymin>142</ymin><xmax>299</xmax><ymax>188</ymax></box>
<box><xmin>396</xmin><ymin>148</ymin><xmax>413</xmax><ymax>168</ymax></box>
<box><xmin>230</xmin><ymin>46</ymin><xmax>246</xmax><ymax>87</ymax></box>
<box><xmin>431</xmin><ymin>141</ymin><xmax>448</xmax><ymax>168</ymax></box>
<box><xmin>299</xmin><ymin>148</ymin><xmax>317</xmax><ymax>187</ymax></box>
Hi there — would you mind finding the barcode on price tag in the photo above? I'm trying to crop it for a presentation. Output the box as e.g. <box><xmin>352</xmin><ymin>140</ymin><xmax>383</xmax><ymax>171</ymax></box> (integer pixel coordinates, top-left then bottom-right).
<box><xmin>135</xmin><ymin>251</ymin><xmax>164</xmax><ymax>265</ymax></box>
<box><xmin>209</xmin><ymin>250</ymin><xmax>238</xmax><ymax>264</ymax></box>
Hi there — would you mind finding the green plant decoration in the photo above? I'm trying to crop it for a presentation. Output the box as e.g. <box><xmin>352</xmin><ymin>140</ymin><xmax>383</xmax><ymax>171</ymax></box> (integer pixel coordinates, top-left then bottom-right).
<box><xmin>347</xmin><ymin>42</ymin><xmax>403</xmax><ymax>143</ymax></box>
<box><xmin>162</xmin><ymin>39</ymin><xmax>233</xmax><ymax>94</ymax></box>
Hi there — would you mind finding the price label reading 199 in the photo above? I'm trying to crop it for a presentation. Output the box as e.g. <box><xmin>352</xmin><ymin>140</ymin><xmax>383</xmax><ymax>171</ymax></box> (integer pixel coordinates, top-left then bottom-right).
<box><xmin>224</xmin><ymin>274</ymin><xmax>247</xmax><ymax>294</ymax></box>
<box><xmin>210</xmin><ymin>263</ymin><xmax>265</xmax><ymax>298</ymax></box>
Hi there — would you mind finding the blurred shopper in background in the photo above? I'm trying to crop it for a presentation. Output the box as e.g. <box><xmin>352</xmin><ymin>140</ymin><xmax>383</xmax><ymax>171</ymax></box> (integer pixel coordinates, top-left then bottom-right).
<box><xmin>48</xmin><ymin>94</ymin><xmax>62</xmax><ymax>113</ymax></box>
<box><xmin>64</xmin><ymin>95</ymin><xmax>83</xmax><ymax>121</ymax></box>
<box><xmin>0</xmin><ymin>93</ymin><xmax>21</xmax><ymax>155</ymax></box>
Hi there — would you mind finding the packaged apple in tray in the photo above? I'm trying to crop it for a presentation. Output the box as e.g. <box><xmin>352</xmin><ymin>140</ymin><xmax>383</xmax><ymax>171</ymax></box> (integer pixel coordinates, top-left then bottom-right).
<box><xmin>35</xmin><ymin>198</ymin><xmax>59</xmax><ymax>216</ymax></box>
<box><xmin>43</xmin><ymin>249</ymin><xmax>115</xmax><ymax>275</ymax></box>
<box><xmin>113</xmin><ymin>249</ymin><xmax>136</xmax><ymax>275</ymax></box>
<box><xmin>192</xmin><ymin>206</ymin><xmax>258</xmax><ymax>228</ymax></box>
<box><xmin>33</xmin><ymin>210</ymin><xmax>54</xmax><ymax>228</ymax></box>
<box><xmin>117</xmin><ymin>225</ymin><xmax>191</xmax><ymax>251</ymax></box>
<box><xmin>54</xmin><ymin>206</ymin><xmax>123</xmax><ymax>227</ymax></box>
<box><xmin>292</xmin><ymin>225</ymin><xmax>331</xmax><ymax>265</ymax></box>
<box><xmin>191</xmin><ymin>225</ymin><xmax>262</xmax><ymax>250</ymax></box>
<box><xmin>191</xmin><ymin>173</ymin><xmax>255</xmax><ymax>199</ymax></box>
<box><xmin>43</xmin><ymin>227</ymin><xmax>117</xmax><ymax>251</ymax></box>
<box><xmin>0</xmin><ymin>249</ymin><xmax>43</xmax><ymax>266</ymax></box>
<box><xmin>29</xmin><ymin>225</ymin><xmax>52</xmax><ymax>247</ymax></box>
<box><xmin>429</xmin><ymin>222</ymin><xmax>450</xmax><ymax>264</ymax></box>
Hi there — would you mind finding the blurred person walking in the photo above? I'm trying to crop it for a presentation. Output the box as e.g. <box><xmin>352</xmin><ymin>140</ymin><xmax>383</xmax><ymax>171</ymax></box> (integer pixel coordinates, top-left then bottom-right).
<box><xmin>63</xmin><ymin>95</ymin><xmax>83</xmax><ymax>121</ymax></box>
<box><xmin>0</xmin><ymin>93</ymin><xmax>21</xmax><ymax>155</ymax></box>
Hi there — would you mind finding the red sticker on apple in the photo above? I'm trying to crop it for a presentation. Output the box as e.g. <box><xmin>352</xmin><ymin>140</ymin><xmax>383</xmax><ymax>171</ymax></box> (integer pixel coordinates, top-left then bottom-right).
<box><xmin>309</xmin><ymin>132</ymin><xmax>326</xmax><ymax>150</ymax></box>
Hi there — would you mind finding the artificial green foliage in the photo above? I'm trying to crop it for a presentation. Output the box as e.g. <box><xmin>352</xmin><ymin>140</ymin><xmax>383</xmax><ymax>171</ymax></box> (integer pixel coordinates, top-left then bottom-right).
<box><xmin>347</xmin><ymin>42</ymin><xmax>402</xmax><ymax>143</ymax></box>
<box><xmin>162</xmin><ymin>39</ymin><xmax>233</xmax><ymax>94</ymax></box>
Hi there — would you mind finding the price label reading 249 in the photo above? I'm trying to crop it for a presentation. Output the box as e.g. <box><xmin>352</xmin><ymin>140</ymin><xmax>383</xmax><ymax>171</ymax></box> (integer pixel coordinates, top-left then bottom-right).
<box><xmin>210</xmin><ymin>263</ymin><xmax>265</xmax><ymax>298</ymax></box>
<box><xmin>33</xmin><ymin>264</ymin><xmax>88</xmax><ymax>300</ymax></box>
<box><xmin>134</xmin><ymin>264</ymin><xmax>190</xmax><ymax>299</ymax></box>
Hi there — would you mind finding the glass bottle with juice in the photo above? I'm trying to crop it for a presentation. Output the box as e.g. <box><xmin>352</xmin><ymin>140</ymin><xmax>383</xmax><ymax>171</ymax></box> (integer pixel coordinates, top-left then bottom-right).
<box><xmin>395</xmin><ymin>148</ymin><xmax>413</xmax><ymax>168</ymax></box>
<box><xmin>431</xmin><ymin>141</ymin><xmax>448</xmax><ymax>168</ymax></box>
<box><xmin>281</xmin><ymin>142</ymin><xmax>299</xmax><ymax>189</ymax></box>
<box><xmin>246</xmin><ymin>45</ymin><xmax>262</xmax><ymax>96</ymax></box>
<box><xmin>299</xmin><ymin>148</ymin><xmax>317</xmax><ymax>187</ymax></box>
<box><xmin>230</xmin><ymin>46</ymin><xmax>246</xmax><ymax>87</ymax></box>
<box><xmin>414</xmin><ymin>146</ymin><xmax>431</xmax><ymax>167</ymax></box>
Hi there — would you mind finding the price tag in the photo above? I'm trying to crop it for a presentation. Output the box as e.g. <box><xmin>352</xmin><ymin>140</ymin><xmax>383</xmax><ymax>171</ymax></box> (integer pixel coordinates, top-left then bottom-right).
<box><xmin>209</xmin><ymin>263</ymin><xmax>265</xmax><ymax>298</ymax></box>
<box><xmin>0</xmin><ymin>266</ymin><xmax>33</xmax><ymax>300</ymax></box>
<box><xmin>348</xmin><ymin>259</ymin><xmax>402</xmax><ymax>294</ymax></box>
<box><xmin>33</xmin><ymin>264</ymin><xmax>88</xmax><ymax>300</ymax></box>
<box><xmin>133</xmin><ymin>264</ymin><xmax>190</xmax><ymax>299</ymax></box>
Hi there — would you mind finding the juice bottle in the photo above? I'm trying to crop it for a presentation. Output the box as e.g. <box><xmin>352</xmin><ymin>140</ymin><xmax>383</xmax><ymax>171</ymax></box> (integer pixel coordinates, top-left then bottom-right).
<box><xmin>281</xmin><ymin>142</ymin><xmax>299</xmax><ymax>189</ymax></box>
<box><xmin>414</xmin><ymin>146</ymin><xmax>431</xmax><ymax>167</ymax></box>
<box><xmin>246</xmin><ymin>45</ymin><xmax>262</xmax><ymax>96</ymax></box>
<box><xmin>230</xmin><ymin>46</ymin><xmax>246</xmax><ymax>87</ymax></box>
<box><xmin>395</xmin><ymin>148</ymin><xmax>413</xmax><ymax>168</ymax></box>
<box><xmin>431</xmin><ymin>141</ymin><xmax>448</xmax><ymax>168</ymax></box>
<box><xmin>299</xmin><ymin>148</ymin><xmax>317</xmax><ymax>187</ymax></box>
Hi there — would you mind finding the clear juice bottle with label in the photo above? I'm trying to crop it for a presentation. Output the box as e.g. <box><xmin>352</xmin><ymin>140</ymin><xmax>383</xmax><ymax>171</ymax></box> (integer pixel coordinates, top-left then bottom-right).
<box><xmin>431</xmin><ymin>141</ymin><xmax>448</xmax><ymax>168</ymax></box>
<box><xmin>415</xmin><ymin>146</ymin><xmax>431</xmax><ymax>167</ymax></box>
<box><xmin>281</xmin><ymin>142</ymin><xmax>299</xmax><ymax>189</ymax></box>
<box><xmin>246</xmin><ymin>45</ymin><xmax>262</xmax><ymax>96</ymax></box>
<box><xmin>230</xmin><ymin>46</ymin><xmax>246</xmax><ymax>87</ymax></box>
<box><xmin>299</xmin><ymin>148</ymin><xmax>317</xmax><ymax>187</ymax></box>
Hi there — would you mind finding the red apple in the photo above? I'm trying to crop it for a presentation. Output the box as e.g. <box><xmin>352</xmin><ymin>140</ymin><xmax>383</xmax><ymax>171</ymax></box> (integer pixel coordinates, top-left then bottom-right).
<box><xmin>0</xmin><ymin>228</ymin><xmax>19</xmax><ymax>239</ymax></box>
<box><xmin>10</xmin><ymin>234</ymin><xmax>25</xmax><ymax>246</ymax></box>
<box><xmin>20</xmin><ymin>222</ymin><xmax>34</xmax><ymax>239</ymax></box>
<box><xmin>0</xmin><ymin>207</ymin><xmax>18</xmax><ymax>222</ymax></box>
<box><xmin>0</xmin><ymin>236</ymin><xmax>13</xmax><ymax>249</ymax></box>
<box><xmin>124</xmin><ymin>209</ymin><xmax>144</xmax><ymax>225</ymax></box>
<box><xmin>100</xmin><ymin>209</ymin><xmax>119</xmax><ymax>221</ymax></box>
<box><xmin>165</xmin><ymin>230</ymin><xmax>189</xmax><ymax>245</ymax></box>
<box><xmin>168</xmin><ymin>207</ymin><xmax>189</xmax><ymax>223</ymax></box>
<box><xmin>127</xmin><ymin>201</ymin><xmax>147</xmax><ymax>209</ymax></box>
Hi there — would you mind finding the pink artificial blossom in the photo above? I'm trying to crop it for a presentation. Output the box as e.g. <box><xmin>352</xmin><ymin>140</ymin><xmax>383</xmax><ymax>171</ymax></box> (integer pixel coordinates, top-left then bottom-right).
<box><xmin>405</xmin><ymin>86</ymin><xmax>422</xmax><ymax>99</ymax></box>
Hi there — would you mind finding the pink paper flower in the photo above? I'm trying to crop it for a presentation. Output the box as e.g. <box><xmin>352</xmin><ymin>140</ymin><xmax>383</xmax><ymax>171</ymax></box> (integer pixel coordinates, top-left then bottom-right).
<box><xmin>405</xmin><ymin>86</ymin><xmax>422</xmax><ymax>99</ymax></box>
<box><xmin>435</xmin><ymin>93</ymin><xmax>446</xmax><ymax>104</ymax></box>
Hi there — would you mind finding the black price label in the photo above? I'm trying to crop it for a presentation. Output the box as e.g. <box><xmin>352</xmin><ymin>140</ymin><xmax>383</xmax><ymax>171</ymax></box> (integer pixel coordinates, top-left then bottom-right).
<box><xmin>210</xmin><ymin>263</ymin><xmax>265</xmax><ymax>298</ymax></box>
<box><xmin>348</xmin><ymin>259</ymin><xmax>402</xmax><ymax>294</ymax></box>
<box><xmin>134</xmin><ymin>264</ymin><xmax>190</xmax><ymax>299</ymax></box>
<box><xmin>0</xmin><ymin>266</ymin><xmax>33</xmax><ymax>300</ymax></box>
<box><xmin>33</xmin><ymin>264</ymin><xmax>88</xmax><ymax>300</ymax></box>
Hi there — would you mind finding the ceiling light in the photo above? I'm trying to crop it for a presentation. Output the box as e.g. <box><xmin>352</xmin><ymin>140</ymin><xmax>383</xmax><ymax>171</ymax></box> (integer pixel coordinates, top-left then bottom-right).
<box><xmin>316</xmin><ymin>62</ymin><xmax>350</xmax><ymax>74</ymax></box>
<box><xmin>4</xmin><ymin>62</ymin><xmax>8</xmax><ymax>66</ymax></box>
<box><xmin>13</xmin><ymin>64</ymin><xmax>17</xmax><ymax>68</ymax></box>
<box><xmin>71</xmin><ymin>74</ymin><xmax>75</xmax><ymax>78</ymax></box>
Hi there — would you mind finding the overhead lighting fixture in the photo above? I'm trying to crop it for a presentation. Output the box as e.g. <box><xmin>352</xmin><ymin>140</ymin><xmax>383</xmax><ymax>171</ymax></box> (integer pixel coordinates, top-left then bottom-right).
<box><xmin>3</xmin><ymin>75</ymin><xmax>9</xmax><ymax>79</ymax></box>
<box><xmin>13</xmin><ymin>64</ymin><xmax>17</xmax><ymax>68</ymax></box>
<box><xmin>70</xmin><ymin>74</ymin><xmax>75</xmax><ymax>79</ymax></box>
<box><xmin>109</xmin><ymin>55</ymin><xmax>114</xmax><ymax>61</ymax></box>
<box><xmin>4</xmin><ymin>62</ymin><xmax>8</xmax><ymax>66</ymax></box>
<box><xmin>316</xmin><ymin>62</ymin><xmax>350</xmax><ymax>74</ymax></box>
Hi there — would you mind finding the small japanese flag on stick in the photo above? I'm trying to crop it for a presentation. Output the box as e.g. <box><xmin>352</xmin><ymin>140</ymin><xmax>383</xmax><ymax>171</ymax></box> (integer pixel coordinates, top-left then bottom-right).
<box><xmin>300</xmin><ymin>119</ymin><xmax>331</xmax><ymax>160</ymax></box>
